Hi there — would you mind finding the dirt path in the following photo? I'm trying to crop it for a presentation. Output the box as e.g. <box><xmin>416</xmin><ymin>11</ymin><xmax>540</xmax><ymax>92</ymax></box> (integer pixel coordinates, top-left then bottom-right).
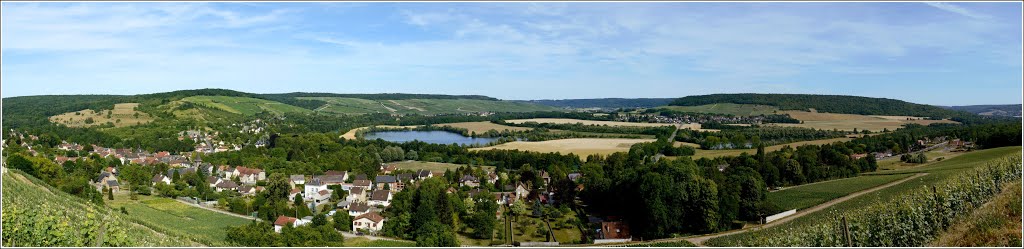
<box><xmin>683</xmin><ymin>172</ymin><xmax>928</xmax><ymax>246</ymax></box>
<box><xmin>611</xmin><ymin>172</ymin><xmax>928</xmax><ymax>247</ymax></box>
<box><xmin>174</xmin><ymin>199</ymin><xmax>261</xmax><ymax>221</ymax></box>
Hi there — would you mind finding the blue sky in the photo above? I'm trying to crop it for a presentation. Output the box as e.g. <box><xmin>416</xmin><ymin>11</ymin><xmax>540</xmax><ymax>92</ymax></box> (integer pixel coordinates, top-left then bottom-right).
<box><xmin>1</xmin><ymin>2</ymin><xmax>1021</xmax><ymax>105</ymax></box>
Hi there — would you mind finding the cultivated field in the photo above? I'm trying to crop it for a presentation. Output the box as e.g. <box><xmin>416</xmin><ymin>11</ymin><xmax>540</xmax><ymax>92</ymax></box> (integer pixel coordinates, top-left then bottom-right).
<box><xmin>770</xmin><ymin>111</ymin><xmax>959</xmax><ymax>131</ymax></box>
<box><xmin>505</xmin><ymin>118</ymin><xmax>679</xmax><ymax>128</ymax></box>
<box><xmin>301</xmin><ymin>97</ymin><xmax>558</xmax><ymax>115</ymax></box>
<box><xmin>686</xmin><ymin>137</ymin><xmax>854</xmax><ymax>159</ymax></box>
<box><xmin>106</xmin><ymin>195</ymin><xmax>251</xmax><ymax>246</ymax></box>
<box><xmin>182</xmin><ymin>96</ymin><xmax>310</xmax><ymax>116</ymax></box>
<box><xmin>659</xmin><ymin>103</ymin><xmax>780</xmax><ymax>116</ymax></box>
<box><xmin>49</xmin><ymin>103</ymin><xmax>155</xmax><ymax>128</ymax></box>
<box><xmin>435</xmin><ymin>121</ymin><xmax>532</xmax><ymax>134</ymax></box>
<box><xmin>389</xmin><ymin>160</ymin><xmax>494</xmax><ymax>175</ymax></box>
<box><xmin>768</xmin><ymin>174</ymin><xmax>914</xmax><ymax>212</ymax></box>
<box><xmin>340</xmin><ymin>125</ymin><xmax>420</xmax><ymax>140</ymax></box>
<box><xmin>469</xmin><ymin>138</ymin><xmax>656</xmax><ymax>160</ymax></box>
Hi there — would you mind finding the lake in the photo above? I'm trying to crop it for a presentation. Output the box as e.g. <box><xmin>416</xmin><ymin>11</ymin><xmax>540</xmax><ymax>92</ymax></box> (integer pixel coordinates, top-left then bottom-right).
<box><xmin>363</xmin><ymin>130</ymin><xmax>499</xmax><ymax>146</ymax></box>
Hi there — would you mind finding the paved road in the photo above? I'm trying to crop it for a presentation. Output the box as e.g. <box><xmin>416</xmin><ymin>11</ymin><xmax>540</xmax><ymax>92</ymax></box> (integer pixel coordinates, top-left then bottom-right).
<box><xmin>612</xmin><ymin>172</ymin><xmax>928</xmax><ymax>247</ymax></box>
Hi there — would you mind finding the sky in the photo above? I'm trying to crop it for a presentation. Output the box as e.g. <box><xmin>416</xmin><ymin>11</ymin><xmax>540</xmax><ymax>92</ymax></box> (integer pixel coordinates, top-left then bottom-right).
<box><xmin>1</xmin><ymin>2</ymin><xmax>1021</xmax><ymax>106</ymax></box>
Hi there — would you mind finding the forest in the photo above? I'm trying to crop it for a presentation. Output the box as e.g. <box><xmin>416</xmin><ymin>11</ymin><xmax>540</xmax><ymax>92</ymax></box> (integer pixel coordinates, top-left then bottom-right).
<box><xmin>669</xmin><ymin>93</ymin><xmax>969</xmax><ymax>118</ymax></box>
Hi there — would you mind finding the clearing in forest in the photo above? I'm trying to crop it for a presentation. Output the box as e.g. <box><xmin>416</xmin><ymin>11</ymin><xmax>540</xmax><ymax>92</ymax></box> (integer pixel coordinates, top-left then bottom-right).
<box><xmin>469</xmin><ymin>138</ymin><xmax>656</xmax><ymax>160</ymax></box>
<box><xmin>49</xmin><ymin>103</ymin><xmax>155</xmax><ymax>128</ymax></box>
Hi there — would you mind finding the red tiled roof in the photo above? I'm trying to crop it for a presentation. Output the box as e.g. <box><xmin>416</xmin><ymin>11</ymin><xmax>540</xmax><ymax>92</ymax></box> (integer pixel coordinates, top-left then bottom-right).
<box><xmin>274</xmin><ymin>216</ymin><xmax>297</xmax><ymax>226</ymax></box>
<box><xmin>355</xmin><ymin>212</ymin><xmax>384</xmax><ymax>223</ymax></box>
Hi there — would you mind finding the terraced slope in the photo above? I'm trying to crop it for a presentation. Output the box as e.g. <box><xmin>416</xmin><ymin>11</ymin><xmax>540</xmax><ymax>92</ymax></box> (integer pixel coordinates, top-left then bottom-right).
<box><xmin>302</xmin><ymin>97</ymin><xmax>559</xmax><ymax>115</ymax></box>
<box><xmin>182</xmin><ymin>96</ymin><xmax>311</xmax><ymax>115</ymax></box>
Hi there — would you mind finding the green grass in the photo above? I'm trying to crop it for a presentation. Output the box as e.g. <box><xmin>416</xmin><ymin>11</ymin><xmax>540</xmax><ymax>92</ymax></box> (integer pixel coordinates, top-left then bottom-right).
<box><xmin>768</xmin><ymin>174</ymin><xmax>913</xmax><ymax>211</ymax></box>
<box><xmin>2</xmin><ymin>171</ymin><xmax>197</xmax><ymax>247</ymax></box>
<box><xmin>659</xmin><ymin>103</ymin><xmax>779</xmax><ymax>116</ymax></box>
<box><xmin>736</xmin><ymin>146</ymin><xmax>1021</xmax><ymax>232</ymax></box>
<box><xmin>182</xmin><ymin>96</ymin><xmax>311</xmax><ymax>116</ymax></box>
<box><xmin>344</xmin><ymin>237</ymin><xmax>416</xmax><ymax>247</ymax></box>
<box><xmin>106</xmin><ymin>194</ymin><xmax>251</xmax><ymax>246</ymax></box>
<box><xmin>302</xmin><ymin>97</ymin><xmax>559</xmax><ymax>115</ymax></box>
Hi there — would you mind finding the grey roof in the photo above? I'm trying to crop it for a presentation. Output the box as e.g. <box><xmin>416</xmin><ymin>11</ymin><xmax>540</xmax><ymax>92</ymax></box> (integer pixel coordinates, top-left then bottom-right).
<box><xmin>96</xmin><ymin>172</ymin><xmax>111</xmax><ymax>182</ymax></box>
<box><xmin>354</xmin><ymin>174</ymin><xmax>368</xmax><ymax>181</ymax></box>
<box><xmin>238</xmin><ymin>185</ymin><xmax>254</xmax><ymax>193</ymax></box>
<box><xmin>337</xmin><ymin>200</ymin><xmax>351</xmax><ymax>207</ymax></box>
<box><xmin>397</xmin><ymin>173</ymin><xmax>414</xmax><ymax>181</ymax></box>
<box><xmin>317</xmin><ymin>174</ymin><xmax>346</xmax><ymax>184</ymax></box>
<box><xmin>460</xmin><ymin>175</ymin><xmax>479</xmax><ymax>182</ymax></box>
<box><xmin>216</xmin><ymin>180</ymin><xmax>239</xmax><ymax>189</ymax></box>
<box><xmin>375</xmin><ymin>175</ymin><xmax>397</xmax><ymax>184</ymax></box>
<box><xmin>417</xmin><ymin>170</ymin><xmax>431</xmax><ymax>178</ymax></box>
<box><xmin>106</xmin><ymin>180</ymin><xmax>119</xmax><ymax>187</ymax></box>
<box><xmin>349</xmin><ymin>202</ymin><xmax>370</xmax><ymax>212</ymax></box>
<box><xmin>290</xmin><ymin>175</ymin><xmax>305</xmax><ymax>182</ymax></box>
<box><xmin>152</xmin><ymin>174</ymin><xmax>167</xmax><ymax>183</ymax></box>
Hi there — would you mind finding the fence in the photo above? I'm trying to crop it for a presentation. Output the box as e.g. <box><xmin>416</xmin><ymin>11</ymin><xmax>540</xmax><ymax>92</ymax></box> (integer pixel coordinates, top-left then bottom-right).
<box><xmin>764</xmin><ymin>209</ymin><xmax>797</xmax><ymax>223</ymax></box>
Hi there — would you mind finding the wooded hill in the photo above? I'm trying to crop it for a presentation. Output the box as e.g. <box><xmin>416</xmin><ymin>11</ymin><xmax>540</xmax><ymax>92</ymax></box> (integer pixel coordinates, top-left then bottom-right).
<box><xmin>525</xmin><ymin>98</ymin><xmax>676</xmax><ymax>109</ymax></box>
<box><xmin>944</xmin><ymin>104</ymin><xmax>1022</xmax><ymax>117</ymax></box>
<box><xmin>669</xmin><ymin>93</ymin><xmax>969</xmax><ymax>118</ymax></box>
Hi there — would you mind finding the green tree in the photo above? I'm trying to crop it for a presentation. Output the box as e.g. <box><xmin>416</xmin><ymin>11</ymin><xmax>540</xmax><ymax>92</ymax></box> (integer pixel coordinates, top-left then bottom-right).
<box><xmin>333</xmin><ymin>211</ymin><xmax>352</xmax><ymax>232</ymax></box>
<box><xmin>415</xmin><ymin>221</ymin><xmax>459</xmax><ymax>247</ymax></box>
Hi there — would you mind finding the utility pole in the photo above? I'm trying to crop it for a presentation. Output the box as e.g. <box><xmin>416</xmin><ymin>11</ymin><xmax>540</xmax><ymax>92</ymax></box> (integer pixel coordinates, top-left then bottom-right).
<box><xmin>842</xmin><ymin>216</ymin><xmax>852</xmax><ymax>247</ymax></box>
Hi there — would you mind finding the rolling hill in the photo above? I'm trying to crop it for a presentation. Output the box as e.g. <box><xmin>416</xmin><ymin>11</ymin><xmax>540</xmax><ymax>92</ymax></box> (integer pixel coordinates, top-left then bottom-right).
<box><xmin>945</xmin><ymin>104</ymin><xmax>1022</xmax><ymax>117</ymax></box>
<box><xmin>525</xmin><ymin>98</ymin><xmax>676</xmax><ymax>109</ymax></box>
<box><xmin>1</xmin><ymin>170</ymin><xmax>197</xmax><ymax>247</ymax></box>
<box><xmin>669</xmin><ymin>93</ymin><xmax>971</xmax><ymax>118</ymax></box>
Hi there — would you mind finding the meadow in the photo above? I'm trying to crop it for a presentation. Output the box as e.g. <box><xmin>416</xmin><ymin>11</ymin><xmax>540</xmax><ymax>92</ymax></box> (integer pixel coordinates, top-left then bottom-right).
<box><xmin>470</xmin><ymin>138</ymin><xmax>657</xmax><ymax>160</ymax></box>
<box><xmin>181</xmin><ymin>96</ymin><xmax>310</xmax><ymax>116</ymax></box>
<box><xmin>435</xmin><ymin>121</ymin><xmax>532</xmax><ymax>134</ymax></box>
<box><xmin>301</xmin><ymin>97</ymin><xmax>558</xmax><ymax>115</ymax></box>
<box><xmin>768</xmin><ymin>173</ymin><xmax>914</xmax><ymax>212</ymax></box>
<box><xmin>706</xmin><ymin>146</ymin><xmax>1022</xmax><ymax>246</ymax></box>
<box><xmin>49</xmin><ymin>103</ymin><xmax>155</xmax><ymax>128</ymax></box>
<box><xmin>389</xmin><ymin>160</ymin><xmax>494</xmax><ymax>174</ymax></box>
<box><xmin>505</xmin><ymin>118</ymin><xmax>679</xmax><ymax>128</ymax></box>
<box><xmin>770</xmin><ymin>110</ymin><xmax>958</xmax><ymax>131</ymax></box>
<box><xmin>659</xmin><ymin>103</ymin><xmax>780</xmax><ymax>116</ymax></box>
<box><xmin>2</xmin><ymin>171</ymin><xmax>196</xmax><ymax>247</ymax></box>
<box><xmin>677</xmin><ymin>137</ymin><xmax>854</xmax><ymax>159</ymax></box>
<box><xmin>106</xmin><ymin>194</ymin><xmax>251</xmax><ymax>246</ymax></box>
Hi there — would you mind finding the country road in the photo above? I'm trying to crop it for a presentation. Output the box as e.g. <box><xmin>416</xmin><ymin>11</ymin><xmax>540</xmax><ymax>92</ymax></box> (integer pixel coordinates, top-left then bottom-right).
<box><xmin>174</xmin><ymin>199</ymin><xmax>261</xmax><ymax>221</ymax></box>
<box><xmin>613</xmin><ymin>172</ymin><xmax>928</xmax><ymax>247</ymax></box>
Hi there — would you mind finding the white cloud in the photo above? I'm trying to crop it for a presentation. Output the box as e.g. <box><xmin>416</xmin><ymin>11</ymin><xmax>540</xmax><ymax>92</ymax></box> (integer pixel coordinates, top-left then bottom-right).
<box><xmin>924</xmin><ymin>2</ymin><xmax>992</xmax><ymax>20</ymax></box>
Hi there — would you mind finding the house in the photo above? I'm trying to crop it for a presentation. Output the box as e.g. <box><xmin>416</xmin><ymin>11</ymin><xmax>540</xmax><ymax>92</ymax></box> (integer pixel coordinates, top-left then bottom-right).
<box><xmin>290</xmin><ymin>175</ymin><xmax>305</xmax><ymax>186</ymax></box>
<box><xmin>567</xmin><ymin>173</ymin><xmax>582</xmax><ymax>182</ymax></box>
<box><xmin>353</xmin><ymin>179</ymin><xmax>372</xmax><ymax>190</ymax></box>
<box><xmin>324</xmin><ymin>170</ymin><xmax>348</xmax><ymax>180</ymax></box>
<box><xmin>486</xmin><ymin>172</ymin><xmax>499</xmax><ymax>184</ymax></box>
<box><xmin>316</xmin><ymin>174</ymin><xmax>347</xmax><ymax>186</ymax></box>
<box><xmin>304</xmin><ymin>178</ymin><xmax>328</xmax><ymax>201</ymax></box>
<box><xmin>539</xmin><ymin>170</ymin><xmax>551</xmax><ymax>186</ymax></box>
<box><xmin>347</xmin><ymin>187</ymin><xmax>367</xmax><ymax>203</ymax></box>
<box><xmin>416</xmin><ymin>169</ymin><xmax>433</xmax><ymax>180</ymax></box>
<box><xmin>312</xmin><ymin>189</ymin><xmax>333</xmax><ymax>205</ymax></box>
<box><xmin>151</xmin><ymin>174</ymin><xmax>171</xmax><ymax>186</ymax></box>
<box><xmin>459</xmin><ymin>175</ymin><xmax>480</xmax><ymax>188</ymax></box>
<box><xmin>353</xmin><ymin>174</ymin><xmax>368</xmax><ymax>181</ymax></box>
<box><xmin>238</xmin><ymin>185</ymin><xmax>257</xmax><ymax>196</ymax></box>
<box><xmin>368</xmin><ymin>190</ymin><xmax>392</xmax><ymax>207</ymax></box>
<box><xmin>336</xmin><ymin>200</ymin><xmax>352</xmax><ymax>210</ymax></box>
<box><xmin>599</xmin><ymin>220</ymin><xmax>631</xmax><ymax>240</ymax></box>
<box><xmin>105</xmin><ymin>180</ymin><xmax>121</xmax><ymax>192</ymax></box>
<box><xmin>348</xmin><ymin>202</ymin><xmax>371</xmax><ymax>217</ymax></box>
<box><xmin>380</xmin><ymin>164</ymin><xmax>397</xmax><ymax>174</ymax></box>
<box><xmin>207</xmin><ymin>176</ymin><xmax>223</xmax><ymax>188</ymax></box>
<box><xmin>289</xmin><ymin>188</ymin><xmax>302</xmax><ymax>200</ymax></box>
<box><xmin>233</xmin><ymin>166</ymin><xmax>266</xmax><ymax>185</ymax></box>
<box><xmin>96</xmin><ymin>172</ymin><xmax>117</xmax><ymax>185</ymax></box>
<box><xmin>352</xmin><ymin>212</ymin><xmax>385</xmax><ymax>233</ymax></box>
<box><xmin>215</xmin><ymin>180</ymin><xmax>239</xmax><ymax>192</ymax></box>
<box><xmin>374</xmin><ymin>175</ymin><xmax>398</xmax><ymax>190</ymax></box>
<box><xmin>273</xmin><ymin>216</ymin><xmax>308</xmax><ymax>233</ymax></box>
<box><xmin>504</xmin><ymin>183</ymin><xmax>530</xmax><ymax>199</ymax></box>
<box><xmin>851</xmin><ymin>153</ymin><xmax>868</xmax><ymax>160</ymax></box>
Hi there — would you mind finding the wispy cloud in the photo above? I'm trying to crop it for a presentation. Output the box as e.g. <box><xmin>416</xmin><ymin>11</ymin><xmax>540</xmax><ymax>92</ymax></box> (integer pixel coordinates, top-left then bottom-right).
<box><xmin>923</xmin><ymin>2</ymin><xmax>992</xmax><ymax>20</ymax></box>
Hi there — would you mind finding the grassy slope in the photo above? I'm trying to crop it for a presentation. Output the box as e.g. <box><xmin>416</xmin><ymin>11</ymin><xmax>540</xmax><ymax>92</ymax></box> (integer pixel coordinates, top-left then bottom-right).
<box><xmin>658</xmin><ymin>103</ymin><xmax>780</xmax><ymax>116</ymax></box>
<box><xmin>105</xmin><ymin>194</ymin><xmax>251</xmax><ymax>246</ymax></box>
<box><xmin>182</xmin><ymin>96</ymin><xmax>311</xmax><ymax>115</ymax></box>
<box><xmin>1</xmin><ymin>171</ymin><xmax>197</xmax><ymax>247</ymax></box>
<box><xmin>303</xmin><ymin>97</ymin><xmax>559</xmax><ymax>115</ymax></box>
<box><xmin>768</xmin><ymin>174</ymin><xmax>913</xmax><ymax>211</ymax></box>
<box><xmin>929</xmin><ymin>180</ymin><xmax>1023</xmax><ymax>247</ymax></box>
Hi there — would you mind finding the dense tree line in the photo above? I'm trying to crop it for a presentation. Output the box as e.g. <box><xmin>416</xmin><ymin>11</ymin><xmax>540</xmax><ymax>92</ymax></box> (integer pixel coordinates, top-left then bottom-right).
<box><xmin>669</xmin><ymin>93</ymin><xmax>970</xmax><ymax>118</ymax></box>
<box><xmin>524</xmin><ymin>98</ymin><xmax>675</xmax><ymax>109</ymax></box>
<box><xmin>494</xmin><ymin>120</ymin><xmax>676</xmax><ymax>136</ymax></box>
<box><xmin>381</xmin><ymin>178</ymin><xmax>462</xmax><ymax>246</ymax></box>
<box><xmin>676</xmin><ymin>126</ymin><xmax>848</xmax><ymax>149</ymax></box>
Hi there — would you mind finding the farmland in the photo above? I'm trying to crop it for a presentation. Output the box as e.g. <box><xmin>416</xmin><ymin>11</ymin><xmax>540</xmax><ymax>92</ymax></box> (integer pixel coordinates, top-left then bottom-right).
<box><xmin>770</xmin><ymin>110</ymin><xmax>959</xmax><ymax>131</ymax></box>
<box><xmin>181</xmin><ymin>96</ymin><xmax>311</xmax><ymax>116</ymax></box>
<box><xmin>505</xmin><ymin>118</ymin><xmax>679</xmax><ymax>128</ymax></box>
<box><xmin>686</xmin><ymin>137</ymin><xmax>854</xmax><ymax>159</ymax></box>
<box><xmin>469</xmin><ymin>138</ymin><xmax>656</xmax><ymax>160</ymax></box>
<box><xmin>768</xmin><ymin>173</ymin><xmax>914</xmax><ymax>211</ymax></box>
<box><xmin>435</xmin><ymin>121</ymin><xmax>533</xmax><ymax>134</ymax></box>
<box><xmin>49</xmin><ymin>103</ymin><xmax>155</xmax><ymax>128</ymax></box>
<box><xmin>105</xmin><ymin>194</ymin><xmax>251</xmax><ymax>246</ymax></box>
<box><xmin>658</xmin><ymin>103</ymin><xmax>780</xmax><ymax>116</ymax></box>
<box><xmin>389</xmin><ymin>160</ymin><xmax>494</xmax><ymax>174</ymax></box>
<box><xmin>301</xmin><ymin>97</ymin><xmax>559</xmax><ymax>115</ymax></box>
<box><xmin>2</xmin><ymin>171</ymin><xmax>197</xmax><ymax>247</ymax></box>
<box><xmin>706</xmin><ymin>146</ymin><xmax>1022</xmax><ymax>246</ymax></box>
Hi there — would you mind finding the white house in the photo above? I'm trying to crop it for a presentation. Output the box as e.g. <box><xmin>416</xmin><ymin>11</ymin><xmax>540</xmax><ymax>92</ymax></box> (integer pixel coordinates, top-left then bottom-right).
<box><xmin>348</xmin><ymin>202</ymin><xmax>370</xmax><ymax>217</ymax></box>
<box><xmin>304</xmin><ymin>178</ymin><xmax>328</xmax><ymax>201</ymax></box>
<box><xmin>151</xmin><ymin>174</ymin><xmax>171</xmax><ymax>186</ymax></box>
<box><xmin>233</xmin><ymin>166</ymin><xmax>266</xmax><ymax>185</ymax></box>
<box><xmin>352</xmin><ymin>212</ymin><xmax>385</xmax><ymax>233</ymax></box>
<box><xmin>273</xmin><ymin>216</ymin><xmax>309</xmax><ymax>233</ymax></box>
<box><xmin>368</xmin><ymin>190</ymin><xmax>392</xmax><ymax>207</ymax></box>
<box><xmin>289</xmin><ymin>175</ymin><xmax>305</xmax><ymax>186</ymax></box>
